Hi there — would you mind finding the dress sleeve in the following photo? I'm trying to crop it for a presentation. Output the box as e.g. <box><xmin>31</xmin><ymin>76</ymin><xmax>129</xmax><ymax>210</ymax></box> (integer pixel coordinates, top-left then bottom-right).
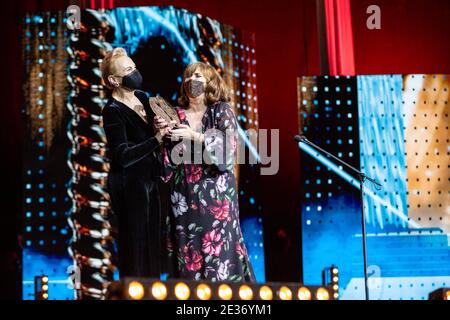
<box><xmin>203</xmin><ymin>102</ymin><xmax>238</xmax><ymax>173</ymax></box>
<box><xmin>102</xmin><ymin>105</ymin><xmax>161</xmax><ymax>168</ymax></box>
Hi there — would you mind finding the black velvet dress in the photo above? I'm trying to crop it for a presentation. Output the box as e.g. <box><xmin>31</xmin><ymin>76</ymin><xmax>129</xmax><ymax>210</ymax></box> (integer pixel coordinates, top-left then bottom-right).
<box><xmin>102</xmin><ymin>90</ymin><xmax>162</xmax><ymax>278</ymax></box>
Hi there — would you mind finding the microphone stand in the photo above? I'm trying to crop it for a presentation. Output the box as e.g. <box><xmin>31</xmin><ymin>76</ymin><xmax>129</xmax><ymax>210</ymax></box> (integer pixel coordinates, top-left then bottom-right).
<box><xmin>295</xmin><ymin>135</ymin><xmax>382</xmax><ymax>300</ymax></box>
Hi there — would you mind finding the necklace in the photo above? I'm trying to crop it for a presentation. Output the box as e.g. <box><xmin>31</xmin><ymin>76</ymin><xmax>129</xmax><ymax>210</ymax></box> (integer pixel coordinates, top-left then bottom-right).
<box><xmin>133</xmin><ymin>104</ymin><xmax>148</xmax><ymax>123</ymax></box>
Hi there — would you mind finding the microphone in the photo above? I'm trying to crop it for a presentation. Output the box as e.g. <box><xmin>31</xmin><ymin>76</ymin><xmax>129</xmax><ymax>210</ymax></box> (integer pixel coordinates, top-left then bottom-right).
<box><xmin>294</xmin><ymin>134</ymin><xmax>306</xmax><ymax>143</ymax></box>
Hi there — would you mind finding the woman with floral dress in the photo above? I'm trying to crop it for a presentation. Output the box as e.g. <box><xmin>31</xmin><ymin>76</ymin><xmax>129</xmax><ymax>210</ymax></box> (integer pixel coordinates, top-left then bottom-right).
<box><xmin>154</xmin><ymin>62</ymin><xmax>255</xmax><ymax>283</ymax></box>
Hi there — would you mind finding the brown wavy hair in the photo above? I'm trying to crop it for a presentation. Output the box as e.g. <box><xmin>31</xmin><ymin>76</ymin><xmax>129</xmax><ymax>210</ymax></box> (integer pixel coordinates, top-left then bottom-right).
<box><xmin>177</xmin><ymin>62</ymin><xmax>231</xmax><ymax>108</ymax></box>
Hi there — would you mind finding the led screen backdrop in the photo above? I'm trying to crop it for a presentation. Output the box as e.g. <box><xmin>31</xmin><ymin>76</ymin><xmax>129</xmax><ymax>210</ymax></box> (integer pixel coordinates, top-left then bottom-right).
<box><xmin>298</xmin><ymin>74</ymin><xmax>450</xmax><ymax>300</ymax></box>
<box><xmin>22</xmin><ymin>6</ymin><xmax>264</xmax><ymax>300</ymax></box>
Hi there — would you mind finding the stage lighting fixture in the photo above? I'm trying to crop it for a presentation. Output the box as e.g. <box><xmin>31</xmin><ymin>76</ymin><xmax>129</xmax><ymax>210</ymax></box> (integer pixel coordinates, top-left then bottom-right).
<box><xmin>196</xmin><ymin>284</ymin><xmax>212</xmax><ymax>300</ymax></box>
<box><xmin>34</xmin><ymin>275</ymin><xmax>49</xmax><ymax>300</ymax></box>
<box><xmin>108</xmin><ymin>278</ymin><xmax>334</xmax><ymax>300</ymax></box>
<box><xmin>259</xmin><ymin>285</ymin><xmax>273</xmax><ymax>300</ymax></box>
<box><xmin>151</xmin><ymin>281</ymin><xmax>168</xmax><ymax>300</ymax></box>
<box><xmin>298</xmin><ymin>287</ymin><xmax>312</xmax><ymax>300</ymax></box>
<box><xmin>316</xmin><ymin>287</ymin><xmax>330</xmax><ymax>300</ymax></box>
<box><xmin>218</xmin><ymin>284</ymin><xmax>233</xmax><ymax>300</ymax></box>
<box><xmin>323</xmin><ymin>265</ymin><xmax>339</xmax><ymax>300</ymax></box>
<box><xmin>128</xmin><ymin>281</ymin><xmax>145</xmax><ymax>300</ymax></box>
<box><xmin>278</xmin><ymin>286</ymin><xmax>293</xmax><ymax>300</ymax></box>
<box><xmin>239</xmin><ymin>284</ymin><xmax>253</xmax><ymax>300</ymax></box>
<box><xmin>174</xmin><ymin>282</ymin><xmax>190</xmax><ymax>300</ymax></box>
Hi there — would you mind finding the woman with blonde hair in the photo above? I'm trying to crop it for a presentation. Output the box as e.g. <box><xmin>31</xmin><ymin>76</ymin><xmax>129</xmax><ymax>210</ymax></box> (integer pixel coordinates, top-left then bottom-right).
<box><xmin>101</xmin><ymin>48</ymin><xmax>167</xmax><ymax>278</ymax></box>
<box><xmin>155</xmin><ymin>62</ymin><xmax>255</xmax><ymax>282</ymax></box>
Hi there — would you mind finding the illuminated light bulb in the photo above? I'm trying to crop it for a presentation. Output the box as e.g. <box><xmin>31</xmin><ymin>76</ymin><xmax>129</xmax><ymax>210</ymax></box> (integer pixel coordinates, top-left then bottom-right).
<box><xmin>332</xmin><ymin>268</ymin><xmax>338</xmax><ymax>275</ymax></box>
<box><xmin>151</xmin><ymin>282</ymin><xmax>167</xmax><ymax>300</ymax></box>
<box><xmin>333</xmin><ymin>284</ymin><xmax>339</xmax><ymax>291</ymax></box>
<box><xmin>196</xmin><ymin>284</ymin><xmax>212</xmax><ymax>300</ymax></box>
<box><xmin>259</xmin><ymin>286</ymin><xmax>273</xmax><ymax>300</ymax></box>
<box><xmin>278</xmin><ymin>286</ymin><xmax>293</xmax><ymax>300</ymax></box>
<box><xmin>128</xmin><ymin>281</ymin><xmax>145</xmax><ymax>300</ymax></box>
<box><xmin>218</xmin><ymin>284</ymin><xmax>233</xmax><ymax>300</ymax></box>
<box><xmin>334</xmin><ymin>292</ymin><xmax>339</xmax><ymax>299</ymax></box>
<box><xmin>174</xmin><ymin>282</ymin><xmax>190</xmax><ymax>300</ymax></box>
<box><xmin>239</xmin><ymin>285</ymin><xmax>253</xmax><ymax>300</ymax></box>
<box><xmin>333</xmin><ymin>276</ymin><xmax>339</xmax><ymax>283</ymax></box>
<box><xmin>298</xmin><ymin>287</ymin><xmax>312</xmax><ymax>300</ymax></box>
<box><xmin>42</xmin><ymin>293</ymin><xmax>48</xmax><ymax>299</ymax></box>
<box><xmin>42</xmin><ymin>276</ymin><xmax>48</xmax><ymax>283</ymax></box>
<box><xmin>42</xmin><ymin>285</ymin><xmax>48</xmax><ymax>291</ymax></box>
<box><xmin>316</xmin><ymin>288</ymin><xmax>330</xmax><ymax>300</ymax></box>
<box><xmin>446</xmin><ymin>290</ymin><xmax>450</xmax><ymax>301</ymax></box>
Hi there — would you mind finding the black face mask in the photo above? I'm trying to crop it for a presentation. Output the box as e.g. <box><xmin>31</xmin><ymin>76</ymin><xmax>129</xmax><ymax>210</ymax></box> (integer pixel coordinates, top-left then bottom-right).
<box><xmin>121</xmin><ymin>69</ymin><xmax>143</xmax><ymax>90</ymax></box>
<box><xmin>184</xmin><ymin>79</ymin><xmax>205</xmax><ymax>98</ymax></box>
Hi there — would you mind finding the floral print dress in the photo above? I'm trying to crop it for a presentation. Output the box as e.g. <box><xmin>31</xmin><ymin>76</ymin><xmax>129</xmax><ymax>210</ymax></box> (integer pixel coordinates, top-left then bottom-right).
<box><xmin>161</xmin><ymin>101</ymin><xmax>255</xmax><ymax>283</ymax></box>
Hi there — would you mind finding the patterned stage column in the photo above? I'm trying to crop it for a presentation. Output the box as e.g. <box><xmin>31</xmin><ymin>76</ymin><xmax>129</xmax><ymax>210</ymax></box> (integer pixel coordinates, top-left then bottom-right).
<box><xmin>66</xmin><ymin>9</ymin><xmax>115</xmax><ymax>300</ymax></box>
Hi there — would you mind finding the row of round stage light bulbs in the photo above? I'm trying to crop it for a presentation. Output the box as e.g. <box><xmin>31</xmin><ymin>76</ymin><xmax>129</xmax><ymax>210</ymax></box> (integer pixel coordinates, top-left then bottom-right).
<box><xmin>128</xmin><ymin>281</ymin><xmax>333</xmax><ymax>301</ymax></box>
<box><xmin>38</xmin><ymin>276</ymin><xmax>49</xmax><ymax>300</ymax></box>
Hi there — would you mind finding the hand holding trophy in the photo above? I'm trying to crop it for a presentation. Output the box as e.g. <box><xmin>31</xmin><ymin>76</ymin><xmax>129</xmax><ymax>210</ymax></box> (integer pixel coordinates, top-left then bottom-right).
<box><xmin>150</xmin><ymin>96</ymin><xmax>180</xmax><ymax>141</ymax></box>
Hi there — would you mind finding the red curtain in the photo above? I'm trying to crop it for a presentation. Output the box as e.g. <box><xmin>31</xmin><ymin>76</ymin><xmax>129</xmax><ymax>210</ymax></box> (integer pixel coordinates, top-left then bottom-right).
<box><xmin>324</xmin><ymin>0</ymin><xmax>355</xmax><ymax>75</ymax></box>
<box><xmin>89</xmin><ymin>0</ymin><xmax>114</xmax><ymax>9</ymax></box>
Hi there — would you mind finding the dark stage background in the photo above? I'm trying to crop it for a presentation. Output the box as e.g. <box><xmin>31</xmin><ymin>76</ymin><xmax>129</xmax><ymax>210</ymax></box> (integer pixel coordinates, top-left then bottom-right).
<box><xmin>1</xmin><ymin>0</ymin><xmax>450</xmax><ymax>299</ymax></box>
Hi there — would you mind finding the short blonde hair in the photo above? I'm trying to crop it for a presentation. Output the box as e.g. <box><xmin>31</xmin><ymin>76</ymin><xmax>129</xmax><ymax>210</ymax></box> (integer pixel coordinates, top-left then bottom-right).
<box><xmin>178</xmin><ymin>62</ymin><xmax>231</xmax><ymax>108</ymax></box>
<box><xmin>100</xmin><ymin>47</ymin><xmax>128</xmax><ymax>89</ymax></box>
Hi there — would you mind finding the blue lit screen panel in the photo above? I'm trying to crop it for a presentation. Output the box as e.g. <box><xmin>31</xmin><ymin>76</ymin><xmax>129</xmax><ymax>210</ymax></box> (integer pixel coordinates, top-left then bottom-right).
<box><xmin>298</xmin><ymin>74</ymin><xmax>450</xmax><ymax>300</ymax></box>
<box><xmin>298</xmin><ymin>76</ymin><xmax>364</xmax><ymax>298</ymax></box>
